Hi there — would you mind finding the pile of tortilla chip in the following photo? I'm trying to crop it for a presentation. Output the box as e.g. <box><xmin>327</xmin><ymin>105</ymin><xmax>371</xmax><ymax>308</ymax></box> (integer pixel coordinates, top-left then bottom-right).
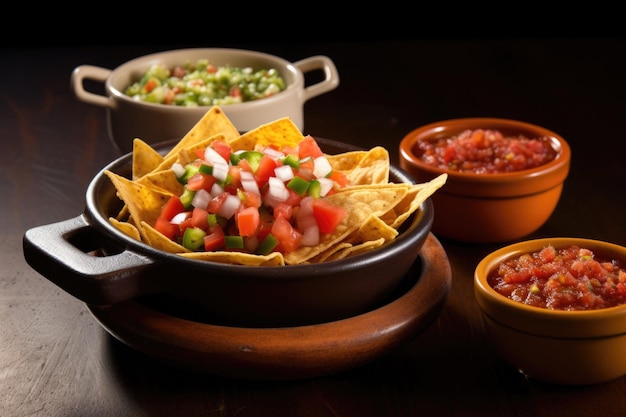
<box><xmin>105</xmin><ymin>106</ymin><xmax>447</xmax><ymax>266</ymax></box>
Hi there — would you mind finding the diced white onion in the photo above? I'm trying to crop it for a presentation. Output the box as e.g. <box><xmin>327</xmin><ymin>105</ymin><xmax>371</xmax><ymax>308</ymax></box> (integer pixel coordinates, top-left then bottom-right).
<box><xmin>212</xmin><ymin>161</ymin><xmax>229</xmax><ymax>182</ymax></box>
<box><xmin>300</xmin><ymin>224</ymin><xmax>320</xmax><ymax>246</ymax></box>
<box><xmin>317</xmin><ymin>177</ymin><xmax>335</xmax><ymax>196</ymax></box>
<box><xmin>313</xmin><ymin>156</ymin><xmax>333</xmax><ymax>178</ymax></box>
<box><xmin>274</xmin><ymin>164</ymin><xmax>294</xmax><ymax>182</ymax></box>
<box><xmin>204</xmin><ymin>146</ymin><xmax>228</xmax><ymax>165</ymax></box>
<box><xmin>296</xmin><ymin>197</ymin><xmax>317</xmax><ymax>229</ymax></box>
<box><xmin>263</xmin><ymin>147</ymin><xmax>284</xmax><ymax>159</ymax></box>
<box><xmin>170</xmin><ymin>211</ymin><xmax>191</xmax><ymax>224</ymax></box>
<box><xmin>210</xmin><ymin>182</ymin><xmax>224</xmax><ymax>197</ymax></box>
<box><xmin>268</xmin><ymin>177</ymin><xmax>289</xmax><ymax>202</ymax></box>
<box><xmin>218</xmin><ymin>194</ymin><xmax>241</xmax><ymax>219</ymax></box>
<box><xmin>240</xmin><ymin>170</ymin><xmax>261</xmax><ymax>194</ymax></box>
<box><xmin>191</xmin><ymin>189</ymin><xmax>211</xmax><ymax>209</ymax></box>
<box><xmin>171</xmin><ymin>163</ymin><xmax>185</xmax><ymax>178</ymax></box>
<box><xmin>242</xmin><ymin>179</ymin><xmax>260</xmax><ymax>195</ymax></box>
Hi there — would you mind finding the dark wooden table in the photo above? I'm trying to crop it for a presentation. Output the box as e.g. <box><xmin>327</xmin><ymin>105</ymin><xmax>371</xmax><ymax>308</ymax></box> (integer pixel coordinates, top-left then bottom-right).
<box><xmin>2</xmin><ymin>39</ymin><xmax>625</xmax><ymax>416</ymax></box>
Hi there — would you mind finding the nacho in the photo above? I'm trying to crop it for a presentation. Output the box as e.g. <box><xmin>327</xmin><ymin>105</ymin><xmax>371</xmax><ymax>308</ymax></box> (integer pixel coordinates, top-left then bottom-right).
<box><xmin>104</xmin><ymin>106</ymin><xmax>447</xmax><ymax>266</ymax></box>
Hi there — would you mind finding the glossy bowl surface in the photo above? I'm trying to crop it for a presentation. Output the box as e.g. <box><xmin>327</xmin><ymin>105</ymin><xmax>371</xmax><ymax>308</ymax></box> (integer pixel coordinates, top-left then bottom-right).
<box><xmin>474</xmin><ymin>237</ymin><xmax>626</xmax><ymax>385</ymax></box>
<box><xmin>399</xmin><ymin>118</ymin><xmax>571</xmax><ymax>243</ymax></box>
<box><xmin>71</xmin><ymin>48</ymin><xmax>339</xmax><ymax>153</ymax></box>
<box><xmin>23</xmin><ymin>138</ymin><xmax>433</xmax><ymax>328</ymax></box>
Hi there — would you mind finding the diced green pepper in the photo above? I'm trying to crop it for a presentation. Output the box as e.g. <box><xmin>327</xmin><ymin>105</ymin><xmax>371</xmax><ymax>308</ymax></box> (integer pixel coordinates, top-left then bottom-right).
<box><xmin>225</xmin><ymin>235</ymin><xmax>244</xmax><ymax>249</ymax></box>
<box><xmin>180</xmin><ymin>187</ymin><xmax>196</xmax><ymax>209</ymax></box>
<box><xmin>256</xmin><ymin>233</ymin><xmax>278</xmax><ymax>255</ymax></box>
<box><xmin>287</xmin><ymin>176</ymin><xmax>310</xmax><ymax>195</ymax></box>
<box><xmin>177</xmin><ymin>163</ymin><xmax>200</xmax><ymax>184</ymax></box>
<box><xmin>198</xmin><ymin>163</ymin><xmax>213</xmax><ymax>175</ymax></box>
<box><xmin>307</xmin><ymin>179</ymin><xmax>322</xmax><ymax>198</ymax></box>
<box><xmin>234</xmin><ymin>151</ymin><xmax>264</xmax><ymax>171</ymax></box>
<box><xmin>282</xmin><ymin>154</ymin><xmax>300</xmax><ymax>169</ymax></box>
<box><xmin>182</xmin><ymin>227</ymin><xmax>206</xmax><ymax>251</ymax></box>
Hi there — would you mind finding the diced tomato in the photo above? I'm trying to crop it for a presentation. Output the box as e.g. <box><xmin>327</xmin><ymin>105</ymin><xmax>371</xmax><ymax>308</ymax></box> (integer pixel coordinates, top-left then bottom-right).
<box><xmin>228</xmin><ymin>165</ymin><xmax>242</xmax><ymax>189</ymax></box>
<box><xmin>190</xmin><ymin>207</ymin><xmax>209</xmax><ymax>229</ymax></box>
<box><xmin>160</xmin><ymin>196</ymin><xmax>185</xmax><ymax>221</ymax></box>
<box><xmin>312</xmin><ymin>199</ymin><xmax>347</xmax><ymax>233</ymax></box>
<box><xmin>284</xmin><ymin>188</ymin><xmax>304</xmax><ymax>206</ymax></box>
<box><xmin>271</xmin><ymin>215</ymin><xmax>302</xmax><ymax>253</ymax></box>
<box><xmin>296</xmin><ymin>158</ymin><xmax>314</xmax><ymax>181</ymax></box>
<box><xmin>194</xmin><ymin>148</ymin><xmax>206</xmax><ymax>160</ymax></box>
<box><xmin>273</xmin><ymin>202</ymin><xmax>293</xmax><ymax>221</ymax></box>
<box><xmin>154</xmin><ymin>217</ymin><xmax>179</xmax><ymax>240</ymax></box>
<box><xmin>211</xmin><ymin>140</ymin><xmax>232</xmax><ymax>163</ymax></box>
<box><xmin>186</xmin><ymin>172</ymin><xmax>217</xmax><ymax>192</ymax></box>
<box><xmin>143</xmin><ymin>78</ymin><xmax>158</xmax><ymax>93</ymax></box>
<box><xmin>236</xmin><ymin>206</ymin><xmax>260</xmax><ymax>237</ymax></box>
<box><xmin>178</xmin><ymin>217</ymin><xmax>194</xmax><ymax>234</ymax></box>
<box><xmin>237</xmin><ymin>157</ymin><xmax>254</xmax><ymax>173</ymax></box>
<box><xmin>240</xmin><ymin>190</ymin><xmax>262</xmax><ymax>208</ymax></box>
<box><xmin>203</xmin><ymin>226</ymin><xmax>225</xmax><ymax>251</ymax></box>
<box><xmin>255</xmin><ymin>155</ymin><xmax>277</xmax><ymax>187</ymax></box>
<box><xmin>298</xmin><ymin>135</ymin><xmax>324</xmax><ymax>159</ymax></box>
<box><xmin>328</xmin><ymin>170</ymin><xmax>350</xmax><ymax>187</ymax></box>
<box><xmin>207</xmin><ymin>192</ymin><xmax>228</xmax><ymax>214</ymax></box>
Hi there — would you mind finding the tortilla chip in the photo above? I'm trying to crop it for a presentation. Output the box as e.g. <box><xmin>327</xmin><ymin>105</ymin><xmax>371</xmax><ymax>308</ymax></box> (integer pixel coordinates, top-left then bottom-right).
<box><xmin>163</xmin><ymin>106</ymin><xmax>239</xmax><ymax>160</ymax></box>
<box><xmin>390</xmin><ymin>174</ymin><xmax>447</xmax><ymax>229</ymax></box>
<box><xmin>356</xmin><ymin>214</ymin><xmax>399</xmax><ymax>242</ymax></box>
<box><xmin>137</xmin><ymin>169</ymin><xmax>184</xmax><ymax>196</ymax></box>
<box><xmin>179</xmin><ymin>251</ymin><xmax>285</xmax><ymax>266</ymax></box>
<box><xmin>132</xmin><ymin>138</ymin><xmax>164</xmax><ymax>180</ymax></box>
<box><xmin>152</xmin><ymin>134</ymin><xmax>226</xmax><ymax>174</ymax></box>
<box><xmin>104</xmin><ymin>170</ymin><xmax>173</xmax><ymax>242</ymax></box>
<box><xmin>228</xmin><ymin>117</ymin><xmax>304</xmax><ymax>151</ymax></box>
<box><xmin>109</xmin><ymin>217</ymin><xmax>141</xmax><ymax>241</ymax></box>
<box><xmin>325</xmin><ymin>238</ymin><xmax>386</xmax><ymax>261</ymax></box>
<box><xmin>140</xmin><ymin>221</ymin><xmax>191</xmax><ymax>254</ymax></box>
<box><xmin>343</xmin><ymin>147</ymin><xmax>390</xmax><ymax>185</ymax></box>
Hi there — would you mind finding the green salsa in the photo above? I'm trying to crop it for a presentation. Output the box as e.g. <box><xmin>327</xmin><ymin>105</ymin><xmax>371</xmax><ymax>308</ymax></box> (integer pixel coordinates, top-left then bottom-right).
<box><xmin>124</xmin><ymin>59</ymin><xmax>286</xmax><ymax>106</ymax></box>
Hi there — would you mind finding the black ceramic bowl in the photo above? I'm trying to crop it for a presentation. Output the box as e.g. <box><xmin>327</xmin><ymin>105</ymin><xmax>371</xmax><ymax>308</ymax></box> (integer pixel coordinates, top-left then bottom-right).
<box><xmin>23</xmin><ymin>138</ymin><xmax>434</xmax><ymax>327</ymax></box>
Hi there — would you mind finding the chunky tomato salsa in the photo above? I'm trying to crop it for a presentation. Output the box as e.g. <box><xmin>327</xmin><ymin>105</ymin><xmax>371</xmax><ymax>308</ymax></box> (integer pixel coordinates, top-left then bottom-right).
<box><xmin>415</xmin><ymin>129</ymin><xmax>558</xmax><ymax>173</ymax></box>
<box><xmin>488</xmin><ymin>245</ymin><xmax>626</xmax><ymax>310</ymax></box>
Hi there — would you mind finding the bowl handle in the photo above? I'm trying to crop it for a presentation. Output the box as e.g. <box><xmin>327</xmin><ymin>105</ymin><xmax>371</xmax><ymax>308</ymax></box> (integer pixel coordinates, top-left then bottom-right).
<box><xmin>23</xmin><ymin>215</ymin><xmax>160</xmax><ymax>305</ymax></box>
<box><xmin>293</xmin><ymin>56</ymin><xmax>340</xmax><ymax>102</ymax></box>
<box><xmin>70</xmin><ymin>65</ymin><xmax>114</xmax><ymax>109</ymax></box>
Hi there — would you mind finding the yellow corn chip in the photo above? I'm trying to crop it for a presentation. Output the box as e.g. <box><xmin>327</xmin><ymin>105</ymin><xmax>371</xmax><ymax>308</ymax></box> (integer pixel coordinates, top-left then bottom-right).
<box><xmin>163</xmin><ymin>106</ymin><xmax>239</xmax><ymax>160</ymax></box>
<box><xmin>228</xmin><ymin>117</ymin><xmax>304</xmax><ymax>151</ymax></box>
<box><xmin>104</xmin><ymin>170</ymin><xmax>173</xmax><ymax>242</ymax></box>
<box><xmin>132</xmin><ymin>138</ymin><xmax>164</xmax><ymax>180</ymax></box>
<box><xmin>179</xmin><ymin>251</ymin><xmax>285</xmax><ymax>266</ymax></box>
<box><xmin>109</xmin><ymin>217</ymin><xmax>141</xmax><ymax>241</ymax></box>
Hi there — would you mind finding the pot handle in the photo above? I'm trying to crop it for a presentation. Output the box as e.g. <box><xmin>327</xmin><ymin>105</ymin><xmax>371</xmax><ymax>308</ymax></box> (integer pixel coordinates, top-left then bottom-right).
<box><xmin>23</xmin><ymin>215</ymin><xmax>158</xmax><ymax>305</ymax></box>
<box><xmin>70</xmin><ymin>65</ymin><xmax>114</xmax><ymax>109</ymax></box>
<box><xmin>293</xmin><ymin>55</ymin><xmax>340</xmax><ymax>102</ymax></box>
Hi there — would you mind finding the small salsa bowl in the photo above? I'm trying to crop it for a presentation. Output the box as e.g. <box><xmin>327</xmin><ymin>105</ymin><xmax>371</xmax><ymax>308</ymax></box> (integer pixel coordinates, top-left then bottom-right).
<box><xmin>399</xmin><ymin>118</ymin><xmax>571</xmax><ymax>243</ymax></box>
<box><xmin>474</xmin><ymin>237</ymin><xmax>626</xmax><ymax>385</ymax></box>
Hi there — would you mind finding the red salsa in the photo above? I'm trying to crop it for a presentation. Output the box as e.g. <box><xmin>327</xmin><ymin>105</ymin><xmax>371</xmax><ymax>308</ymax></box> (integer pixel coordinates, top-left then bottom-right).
<box><xmin>415</xmin><ymin>129</ymin><xmax>558</xmax><ymax>173</ymax></box>
<box><xmin>488</xmin><ymin>245</ymin><xmax>626</xmax><ymax>310</ymax></box>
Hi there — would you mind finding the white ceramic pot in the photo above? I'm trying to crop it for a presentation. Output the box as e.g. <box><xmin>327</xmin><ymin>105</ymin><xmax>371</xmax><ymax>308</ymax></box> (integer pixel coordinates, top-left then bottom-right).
<box><xmin>71</xmin><ymin>48</ymin><xmax>339</xmax><ymax>153</ymax></box>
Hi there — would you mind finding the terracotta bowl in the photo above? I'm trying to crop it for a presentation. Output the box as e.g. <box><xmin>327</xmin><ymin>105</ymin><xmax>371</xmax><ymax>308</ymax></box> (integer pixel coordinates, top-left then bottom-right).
<box><xmin>474</xmin><ymin>237</ymin><xmax>626</xmax><ymax>385</ymax></box>
<box><xmin>71</xmin><ymin>48</ymin><xmax>339</xmax><ymax>153</ymax></box>
<box><xmin>23</xmin><ymin>138</ymin><xmax>434</xmax><ymax>328</ymax></box>
<box><xmin>399</xmin><ymin>118</ymin><xmax>571</xmax><ymax>243</ymax></box>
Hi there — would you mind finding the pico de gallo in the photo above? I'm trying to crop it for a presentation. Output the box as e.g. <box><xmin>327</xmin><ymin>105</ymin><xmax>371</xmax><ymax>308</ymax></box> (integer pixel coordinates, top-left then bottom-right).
<box><xmin>488</xmin><ymin>245</ymin><xmax>626</xmax><ymax>310</ymax></box>
<box><xmin>124</xmin><ymin>59</ymin><xmax>286</xmax><ymax>106</ymax></box>
<box><xmin>154</xmin><ymin>136</ymin><xmax>350</xmax><ymax>255</ymax></box>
